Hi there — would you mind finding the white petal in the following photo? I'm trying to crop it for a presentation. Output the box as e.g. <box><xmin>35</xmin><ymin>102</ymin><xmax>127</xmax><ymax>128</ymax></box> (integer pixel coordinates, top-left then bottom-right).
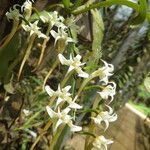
<box><xmin>97</xmin><ymin>91</ymin><xmax>108</xmax><ymax>99</ymax></box>
<box><xmin>68</xmin><ymin>65</ymin><xmax>75</xmax><ymax>73</ymax></box>
<box><xmin>66</xmin><ymin>37</ymin><xmax>75</xmax><ymax>43</ymax></box>
<box><xmin>92</xmin><ymin>117</ymin><xmax>102</xmax><ymax>125</ymax></box>
<box><xmin>69</xmin><ymin>102</ymin><xmax>82</xmax><ymax>109</ymax></box>
<box><xmin>57</xmin><ymin>84</ymin><xmax>61</xmax><ymax>92</ymax></box>
<box><xmin>104</xmin><ymin>120</ymin><xmax>109</xmax><ymax>130</ymax></box>
<box><xmin>64</xmin><ymin>85</ymin><xmax>71</xmax><ymax>92</ymax></box>
<box><xmin>69</xmin><ymin>123</ymin><xmax>82</xmax><ymax>132</ymax></box>
<box><xmin>54</xmin><ymin>119</ymin><xmax>63</xmax><ymax>132</ymax></box>
<box><xmin>45</xmin><ymin>85</ymin><xmax>54</xmax><ymax>97</ymax></box>
<box><xmin>50</xmin><ymin>30</ymin><xmax>58</xmax><ymax>39</ymax></box>
<box><xmin>76</xmin><ymin>68</ymin><xmax>89</xmax><ymax>78</ymax></box>
<box><xmin>58</xmin><ymin>54</ymin><xmax>68</xmax><ymax>65</ymax></box>
<box><xmin>46</xmin><ymin>106</ymin><xmax>57</xmax><ymax>118</ymax></box>
<box><xmin>62</xmin><ymin>107</ymin><xmax>71</xmax><ymax>115</ymax></box>
<box><xmin>75</xmin><ymin>54</ymin><xmax>82</xmax><ymax>61</ymax></box>
<box><xmin>56</xmin><ymin>97</ymin><xmax>63</xmax><ymax>106</ymax></box>
<box><xmin>109</xmin><ymin>114</ymin><xmax>117</xmax><ymax>122</ymax></box>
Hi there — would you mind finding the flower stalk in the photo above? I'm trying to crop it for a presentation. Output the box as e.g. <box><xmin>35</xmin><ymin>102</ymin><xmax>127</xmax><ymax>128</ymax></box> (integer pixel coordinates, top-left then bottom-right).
<box><xmin>0</xmin><ymin>21</ymin><xmax>19</xmax><ymax>50</ymax></box>
<box><xmin>18</xmin><ymin>34</ymin><xmax>36</xmax><ymax>80</ymax></box>
<box><xmin>35</xmin><ymin>23</ymin><xmax>52</xmax><ymax>69</ymax></box>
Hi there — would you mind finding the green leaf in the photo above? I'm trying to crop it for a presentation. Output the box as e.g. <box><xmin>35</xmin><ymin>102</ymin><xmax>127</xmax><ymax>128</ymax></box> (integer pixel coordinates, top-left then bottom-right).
<box><xmin>91</xmin><ymin>9</ymin><xmax>104</xmax><ymax>61</ymax></box>
<box><xmin>53</xmin><ymin>125</ymin><xmax>70</xmax><ymax>150</ymax></box>
<box><xmin>144</xmin><ymin>77</ymin><xmax>150</xmax><ymax>94</ymax></box>
<box><xmin>0</xmin><ymin>32</ymin><xmax>20</xmax><ymax>80</ymax></box>
<box><xmin>130</xmin><ymin>0</ymin><xmax>147</xmax><ymax>25</ymax></box>
<box><xmin>71</xmin><ymin>0</ymin><xmax>84</xmax><ymax>10</ymax></box>
<box><xmin>62</xmin><ymin>0</ymin><xmax>71</xmax><ymax>8</ymax></box>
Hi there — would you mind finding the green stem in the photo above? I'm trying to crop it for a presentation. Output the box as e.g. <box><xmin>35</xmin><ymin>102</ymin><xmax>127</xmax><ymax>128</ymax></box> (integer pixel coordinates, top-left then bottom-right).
<box><xmin>84</xmin><ymin>123</ymin><xmax>95</xmax><ymax>150</ymax></box>
<box><xmin>48</xmin><ymin>125</ymin><xmax>65</xmax><ymax>150</ymax></box>
<box><xmin>60</xmin><ymin>70</ymin><xmax>73</xmax><ymax>87</ymax></box>
<box><xmin>92</xmin><ymin>95</ymin><xmax>100</xmax><ymax>116</ymax></box>
<box><xmin>0</xmin><ymin>21</ymin><xmax>19</xmax><ymax>50</ymax></box>
<box><xmin>75</xmin><ymin>77</ymin><xmax>91</xmax><ymax>100</ymax></box>
<box><xmin>43</xmin><ymin>41</ymin><xmax>67</xmax><ymax>89</ymax></box>
<box><xmin>72</xmin><ymin>0</ymin><xmax>140</xmax><ymax>15</ymax></box>
<box><xmin>36</xmin><ymin>24</ymin><xmax>51</xmax><ymax>68</ymax></box>
<box><xmin>71</xmin><ymin>0</ymin><xmax>84</xmax><ymax>10</ymax></box>
<box><xmin>18</xmin><ymin>34</ymin><xmax>36</xmax><ymax>80</ymax></box>
<box><xmin>30</xmin><ymin>120</ymin><xmax>52</xmax><ymax>150</ymax></box>
<box><xmin>43</xmin><ymin>59</ymin><xmax>59</xmax><ymax>89</ymax></box>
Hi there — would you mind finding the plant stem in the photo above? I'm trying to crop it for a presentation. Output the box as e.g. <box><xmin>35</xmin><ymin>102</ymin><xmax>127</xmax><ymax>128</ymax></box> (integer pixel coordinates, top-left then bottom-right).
<box><xmin>84</xmin><ymin>123</ymin><xmax>95</xmax><ymax>150</ymax></box>
<box><xmin>43</xmin><ymin>40</ymin><xmax>66</xmax><ymax>89</ymax></box>
<box><xmin>18</xmin><ymin>34</ymin><xmax>36</xmax><ymax>80</ymax></box>
<box><xmin>75</xmin><ymin>77</ymin><xmax>91</xmax><ymax>100</ymax></box>
<box><xmin>92</xmin><ymin>95</ymin><xmax>100</xmax><ymax>116</ymax></box>
<box><xmin>48</xmin><ymin>125</ymin><xmax>65</xmax><ymax>150</ymax></box>
<box><xmin>30</xmin><ymin>120</ymin><xmax>52</xmax><ymax>150</ymax></box>
<box><xmin>72</xmin><ymin>0</ymin><xmax>140</xmax><ymax>15</ymax></box>
<box><xmin>0</xmin><ymin>21</ymin><xmax>19</xmax><ymax>50</ymax></box>
<box><xmin>43</xmin><ymin>59</ymin><xmax>59</xmax><ymax>89</ymax></box>
<box><xmin>36</xmin><ymin>23</ymin><xmax>52</xmax><ymax>69</ymax></box>
<box><xmin>60</xmin><ymin>71</ymin><xmax>73</xmax><ymax>87</ymax></box>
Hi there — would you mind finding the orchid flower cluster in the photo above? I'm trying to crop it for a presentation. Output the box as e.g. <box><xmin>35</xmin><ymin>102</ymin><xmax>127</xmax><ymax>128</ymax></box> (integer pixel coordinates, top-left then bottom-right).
<box><xmin>5</xmin><ymin>0</ymin><xmax>75</xmax><ymax>79</ymax></box>
<box><xmin>5</xmin><ymin>1</ymin><xmax>118</xmax><ymax>149</ymax></box>
<box><xmin>6</xmin><ymin>0</ymin><xmax>74</xmax><ymax>42</ymax></box>
<box><xmin>45</xmin><ymin>53</ymin><xmax>117</xmax><ymax>149</ymax></box>
<box><xmin>90</xmin><ymin>66</ymin><xmax>117</xmax><ymax>150</ymax></box>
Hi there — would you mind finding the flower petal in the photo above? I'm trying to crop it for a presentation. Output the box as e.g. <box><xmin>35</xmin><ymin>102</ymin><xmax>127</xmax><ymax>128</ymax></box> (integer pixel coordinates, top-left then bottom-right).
<box><xmin>69</xmin><ymin>123</ymin><xmax>82</xmax><ymax>132</ymax></box>
<box><xmin>56</xmin><ymin>97</ymin><xmax>63</xmax><ymax>106</ymax></box>
<box><xmin>45</xmin><ymin>85</ymin><xmax>54</xmax><ymax>97</ymax></box>
<box><xmin>69</xmin><ymin>102</ymin><xmax>83</xmax><ymax>109</ymax></box>
<box><xmin>54</xmin><ymin>119</ymin><xmax>63</xmax><ymax>132</ymax></box>
<box><xmin>76</xmin><ymin>68</ymin><xmax>89</xmax><ymax>78</ymax></box>
<box><xmin>58</xmin><ymin>54</ymin><xmax>68</xmax><ymax>65</ymax></box>
<box><xmin>68</xmin><ymin>65</ymin><xmax>75</xmax><ymax>73</ymax></box>
<box><xmin>63</xmin><ymin>85</ymin><xmax>71</xmax><ymax>92</ymax></box>
<box><xmin>46</xmin><ymin>106</ymin><xmax>57</xmax><ymax>118</ymax></box>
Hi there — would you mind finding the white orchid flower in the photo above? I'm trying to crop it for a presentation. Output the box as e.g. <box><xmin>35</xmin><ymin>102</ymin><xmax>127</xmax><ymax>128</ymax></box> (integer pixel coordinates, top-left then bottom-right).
<box><xmin>46</xmin><ymin>106</ymin><xmax>82</xmax><ymax>132</ymax></box>
<box><xmin>97</xmin><ymin>82</ymin><xmax>116</xmax><ymax>102</ymax></box>
<box><xmin>50</xmin><ymin>28</ymin><xmax>74</xmax><ymax>45</ymax></box>
<box><xmin>21</xmin><ymin>0</ymin><xmax>34</xmax><ymax>19</ymax></box>
<box><xmin>40</xmin><ymin>11</ymin><xmax>66</xmax><ymax>28</ymax></box>
<box><xmin>45</xmin><ymin>85</ymin><xmax>82</xmax><ymax>109</ymax></box>
<box><xmin>21</xmin><ymin>0</ymin><xmax>33</xmax><ymax>12</ymax></box>
<box><xmin>91</xmin><ymin>105</ymin><xmax>117</xmax><ymax>130</ymax></box>
<box><xmin>92</xmin><ymin>135</ymin><xmax>113</xmax><ymax>150</ymax></box>
<box><xmin>6</xmin><ymin>5</ymin><xmax>22</xmax><ymax>21</ymax></box>
<box><xmin>91</xmin><ymin>60</ymin><xmax>114</xmax><ymax>84</ymax></box>
<box><xmin>58</xmin><ymin>54</ymin><xmax>89</xmax><ymax>78</ymax></box>
<box><xmin>22</xmin><ymin>21</ymin><xmax>48</xmax><ymax>39</ymax></box>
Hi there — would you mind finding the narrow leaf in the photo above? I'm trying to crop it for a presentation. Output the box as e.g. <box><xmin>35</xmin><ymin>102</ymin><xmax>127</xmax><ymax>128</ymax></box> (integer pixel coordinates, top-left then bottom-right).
<box><xmin>130</xmin><ymin>0</ymin><xmax>147</xmax><ymax>25</ymax></box>
<box><xmin>144</xmin><ymin>77</ymin><xmax>150</xmax><ymax>94</ymax></box>
<box><xmin>62</xmin><ymin>0</ymin><xmax>71</xmax><ymax>8</ymax></box>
